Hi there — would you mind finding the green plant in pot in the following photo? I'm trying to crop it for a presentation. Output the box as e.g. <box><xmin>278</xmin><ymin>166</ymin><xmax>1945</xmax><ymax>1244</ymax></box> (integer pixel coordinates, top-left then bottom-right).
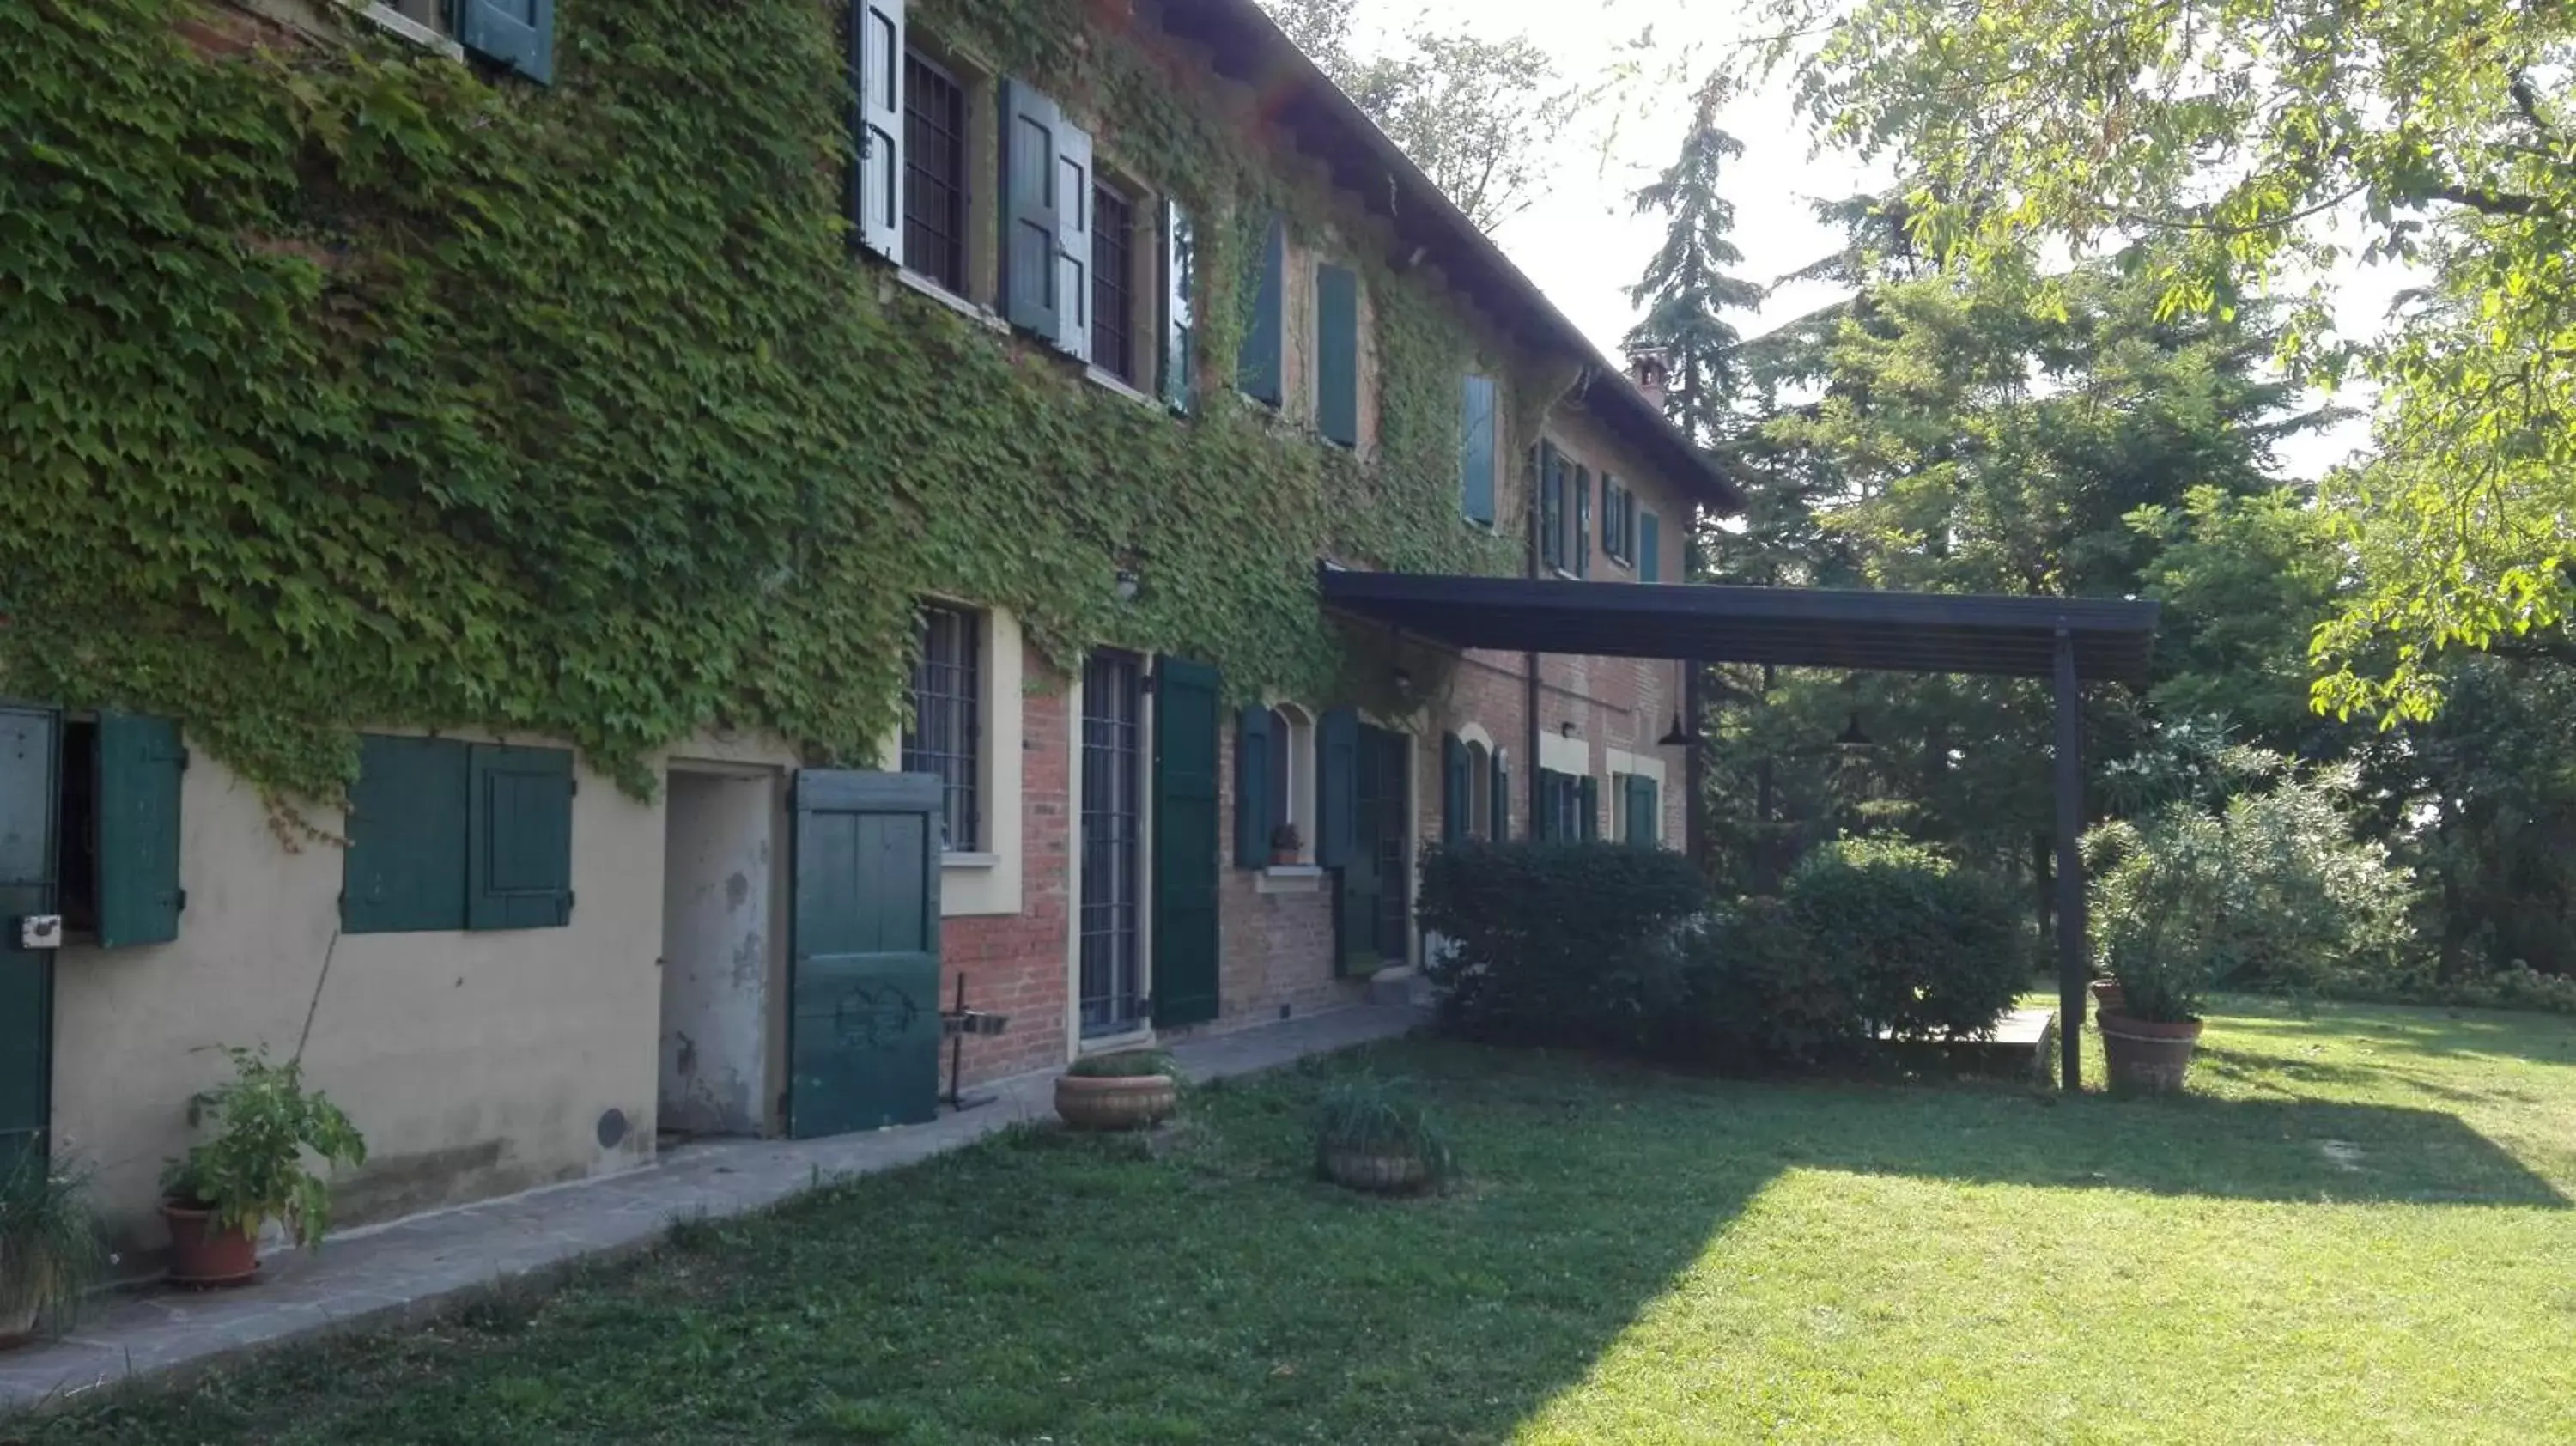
<box><xmin>1054</xmin><ymin>1050</ymin><xmax>1179</xmax><ymax>1132</ymax></box>
<box><xmin>2087</xmin><ymin>820</ymin><xmax>2224</xmax><ymax>1094</ymax></box>
<box><xmin>1314</xmin><ymin>1075</ymin><xmax>1453</xmax><ymax>1195</ymax></box>
<box><xmin>160</xmin><ymin>1047</ymin><xmax>366</xmax><ymax>1286</ymax></box>
<box><xmin>0</xmin><ymin>1141</ymin><xmax>106</xmax><ymax>1350</ymax></box>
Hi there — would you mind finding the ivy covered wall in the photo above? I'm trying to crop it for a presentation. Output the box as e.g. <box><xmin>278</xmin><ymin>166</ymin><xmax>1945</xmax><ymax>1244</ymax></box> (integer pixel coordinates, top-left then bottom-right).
<box><xmin>0</xmin><ymin>0</ymin><xmax>1539</xmax><ymax>804</ymax></box>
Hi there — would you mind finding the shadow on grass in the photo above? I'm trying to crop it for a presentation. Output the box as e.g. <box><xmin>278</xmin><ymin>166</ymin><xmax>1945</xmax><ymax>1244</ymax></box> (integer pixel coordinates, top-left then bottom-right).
<box><xmin>19</xmin><ymin>1036</ymin><xmax>2567</xmax><ymax>1446</ymax></box>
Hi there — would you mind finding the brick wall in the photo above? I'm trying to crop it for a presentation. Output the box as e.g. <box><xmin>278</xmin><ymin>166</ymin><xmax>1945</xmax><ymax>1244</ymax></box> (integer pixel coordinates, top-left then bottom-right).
<box><xmin>940</xmin><ymin>650</ymin><xmax>1070</xmax><ymax>1084</ymax></box>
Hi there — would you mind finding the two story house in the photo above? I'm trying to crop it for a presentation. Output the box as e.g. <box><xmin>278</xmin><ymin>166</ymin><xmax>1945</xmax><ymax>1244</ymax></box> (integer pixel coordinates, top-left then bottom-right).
<box><xmin>1</xmin><ymin>0</ymin><xmax>1737</xmax><ymax>1257</ymax></box>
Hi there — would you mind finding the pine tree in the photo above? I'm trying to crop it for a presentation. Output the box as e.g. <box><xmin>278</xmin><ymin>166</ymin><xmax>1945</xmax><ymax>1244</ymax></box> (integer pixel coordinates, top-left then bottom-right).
<box><xmin>1623</xmin><ymin>92</ymin><xmax>1764</xmax><ymax>449</ymax></box>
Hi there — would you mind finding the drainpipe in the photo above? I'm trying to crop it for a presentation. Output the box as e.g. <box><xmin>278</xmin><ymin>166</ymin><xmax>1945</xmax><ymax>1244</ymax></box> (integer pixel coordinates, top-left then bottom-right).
<box><xmin>1524</xmin><ymin>453</ymin><xmax>1543</xmax><ymax>837</ymax></box>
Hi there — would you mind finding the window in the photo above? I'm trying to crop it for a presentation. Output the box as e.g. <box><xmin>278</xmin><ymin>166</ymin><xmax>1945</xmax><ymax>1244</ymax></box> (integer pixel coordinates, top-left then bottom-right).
<box><xmin>1091</xmin><ymin>180</ymin><xmax>1137</xmax><ymax>383</ymax></box>
<box><xmin>1619</xmin><ymin>774</ymin><xmax>1661</xmax><ymax>848</ymax></box>
<box><xmin>1161</xmin><ymin>201</ymin><xmax>1197</xmax><ymax>412</ymax></box>
<box><xmin>1236</xmin><ymin>703</ymin><xmax>1314</xmax><ymax>866</ymax></box>
<box><xmin>902</xmin><ymin>52</ymin><xmax>971</xmax><ymax>294</ymax></box>
<box><xmin>362</xmin><ymin>0</ymin><xmax>553</xmax><ymax>83</ymax></box>
<box><xmin>1602</xmin><ymin>476</ymin><xmax>1633</xmax><ymax>566</ymax></box>
<box><xmin>1640</xmin><ymin>510</ymin><xmax>1663</xmax><ymax>583</ymax></box>
<box><xmin>22</xmin><ymin>713</ymin><xmax>186</xmax><ymax>949</ymax></box>
<box><xmin>1464</xmin><ymin>740</ymin><xmax>1492</xmax><ymax>839</ymax></box>
<box><xmin>1237</xmin><ymin>216</ymin><xmax>1285</xmax><ymax>404</ymax></box>
<box><xmin>1573</xmin><ymin>465</ymin><xmax>1593</xmax><ymax>578</ymax></box>
<box><xmin>1461</xmin><ymin>374</ymin><xmax>1498</xmax><ymax>525</ymax></box>
<box><xmin>343</xmin><ymin>736</ymin><xmax>573</xmax><ymax>933</ymax></box>
<box><xmin>1538</xmin><ymin>769</ymin><xmax>1583</xmax><ymax>841</ymax></box>
<box><xmin>902</xmin><ymin>604</ymin><xmax>983</xmax><ymax>852</ymax></box>
<box><xmin>1538</xmin><ymin>442</ymin><xmax>1565</xmax><ymax>571</ymax></box>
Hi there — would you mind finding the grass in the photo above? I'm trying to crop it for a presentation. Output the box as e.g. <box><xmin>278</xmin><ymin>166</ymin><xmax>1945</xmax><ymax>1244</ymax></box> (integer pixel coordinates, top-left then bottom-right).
<box><xmin>14</xmin><ymin>998</ymin><xmax>2576</xmax><ymax>1444</ymax></box>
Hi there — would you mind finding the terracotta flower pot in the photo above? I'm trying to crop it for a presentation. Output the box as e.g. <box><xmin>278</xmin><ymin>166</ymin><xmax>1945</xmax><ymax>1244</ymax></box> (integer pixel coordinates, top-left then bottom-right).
<box><xmin>2090</xmin><ymin>978</ymin><xmax>2127</xmax><ymax>1020</ymax></box>
<box><xmin>1320</xmin><ymin>1148</ymin><xmax>1431</xmax><ymax>1195</ymax></box>
<box><xmin>161</xmin><ymin>1201</ymin><xmax>259</xmax><ymax>1287</ymax></box>
<box><xmin>0</xmin><ymin>1301</ymin><xmax>36</xmax><ymax>1352</ymax></box>
<box><xmin>1054</xmin><ymin>1072</ymin><xmax>1177</xmax><ymax>1132</ymax></box>
<box><xmin>2099</xmin><ymin>1012</ymin><xmax>2204</xmax><ymax>1095</ymax></box>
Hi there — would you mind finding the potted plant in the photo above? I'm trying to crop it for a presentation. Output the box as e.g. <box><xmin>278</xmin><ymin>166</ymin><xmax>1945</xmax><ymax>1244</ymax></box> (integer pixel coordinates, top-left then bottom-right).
<box><xmin>2089</xmin><ymin>975</ymin><xmax>2126</xmax><ymax>1020</ymax></box>
<box><xmin>0</xmin><ymin>1142</ymin><xmax>105</xmax><ymax>1351</ymax></box>
<box><xmin>1269</xmin><ymin>823</ymin><xmax>1303</xmax><ymax>866</ymax></box>
<box><xmin>2088</xmin><ymin>827</ymin><xmax>2221</xmax><ymax>1094</ymax></box>
<box><xmin>1054</xmin><ymin>1050</ymin><xmax>1179</xmax><ymax>1131</ymax></box>
<box><xmin>1314</xmin><ymin>1076</ymin><xmax>1453</xmax><ymax>1194</ymax></box>
<box><xmin>160</xmin><ymin>1047</ymin><xmax>367</xmax><ymax>1286</ymax></box>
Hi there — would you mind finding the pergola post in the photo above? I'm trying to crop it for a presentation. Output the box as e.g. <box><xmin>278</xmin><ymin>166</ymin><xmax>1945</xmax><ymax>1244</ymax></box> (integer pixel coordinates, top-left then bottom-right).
<box><xmin>2051</xmin><ymin>626</ymin><xmax>2086</xmax><ymax>1090</ymax></box>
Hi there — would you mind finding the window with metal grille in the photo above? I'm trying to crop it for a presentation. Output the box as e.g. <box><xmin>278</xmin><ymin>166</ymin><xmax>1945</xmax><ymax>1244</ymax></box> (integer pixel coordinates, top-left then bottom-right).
<box><xmin>1091</xmin><ymin>182</ymin><xmax>1135</xmax><ymax>382</ymax></box>
<box><xmin>902</xmin><ymin>605</ymin><xmax>981</xmax><ymax>851</ymax></box>
<box><xmin>902</xmin><ymin>53</ymin><xmax>969</xmax><ymax>294</ymax></box>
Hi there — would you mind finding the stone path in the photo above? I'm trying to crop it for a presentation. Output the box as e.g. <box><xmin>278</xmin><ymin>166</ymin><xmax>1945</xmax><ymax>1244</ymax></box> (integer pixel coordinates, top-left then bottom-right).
<box><xmin>0</xmin><ymin>1004</ymin><xmax>1421</xmax><ymax>1414</ymax></box>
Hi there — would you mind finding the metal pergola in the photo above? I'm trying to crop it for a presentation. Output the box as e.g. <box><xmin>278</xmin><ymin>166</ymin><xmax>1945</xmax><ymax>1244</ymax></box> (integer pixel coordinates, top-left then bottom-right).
<box><xmin>1320</xmin><ymin>568</ymin><xmax>2163</xmax><ymax>1089</ymax></box>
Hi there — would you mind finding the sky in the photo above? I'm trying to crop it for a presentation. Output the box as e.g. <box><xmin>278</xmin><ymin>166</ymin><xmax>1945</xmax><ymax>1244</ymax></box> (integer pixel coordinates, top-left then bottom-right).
<box><xmin>1340</xmin><ymin>0</ymin><xmax>2393</xmax><ymax>479</ymax></box>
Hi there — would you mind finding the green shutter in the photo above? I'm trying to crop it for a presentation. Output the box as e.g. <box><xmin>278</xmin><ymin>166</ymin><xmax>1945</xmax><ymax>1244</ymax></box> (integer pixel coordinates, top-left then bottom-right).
<box><xmin>459</xmin><ymin>0</ymin><xmax>554</xmax><ymax>83</ymax></box>
<box><xmin>1237</xmin><ymin>216</ymin><xmax>1285</xmax><ymax>404</ymax></box>
<box><xmin>95</xmin><ymin>713</ymin><xmax>185</xmax><ymax>948</ymax></box>
<box><xmin>1461</xmin><ymin>374</ymin><xmax>1497</xmax><ymax>524</ymax></box>
<box><xmin>1154</xmin><ymin>658</ymin><xmax>1224</xmax><ymax>1026</ymax></box>
<box><xmin>1536</xmin><ymin>769</ymin><xmax>1559</xmax><ymax>841</ymax></box>
<box><xmin>1317</xmin><ymin>263</ymin><xmax>1359</xmax><ymax>447</ymax></box>
<box><xmin>848</xmin><ymin>0</ymin><xmax>906</xmax><ymax>258</ymax></box>
<box><xmin>1538</xmin><ymin>443</ymin><xmax>1563</xmax><ymax>570</ymax></box>
<box><xmin>1489</xmin><ymin>750</ymin><xmax>1510</xmax><ymax>840</ymax></box>
<box><xmin>1315</xmin><ymin>707</ymin><xmax>1358</xmax><ymax>869</ymax></box>
<box><xmin>344</xmin><ymin>736</ymin><xmax>470</xmax><ymax>933</ymax></box>
<box><xmin>1162</xmin><ymin>200</ymin><xmax>1197</xmax><ymax>413</ymax></box>
<box><xmin>1440</xmin><ymin>733</ymin><xmax>1468</xmax><ymax>844</ymax></box>
<box><xmin>1640</xmin><ymin>510</ymin><xmax>1662</xmax><ymax>583</ymax></box>
<box><xmin>467</xmin><ymin>744</ymin><xmax>574</xmax><ymax>931</ymax></box>
<box><xmin>1233</xmin><ymin>705</ymin><xmax>1272</xmax><ymax>868</ymax></box>
<box><xmin>1577</xmin><ymin>775</ymin><xmax>1600</xmax><ymax>841</ymax></box>
<box><xmin>1574</xmin><ymin>466</ymin><xmax>1592</xmax><ymax>578</ymax></box>
<box><xmin>999</xmin><ymin>80</ymin><xmax>1065</xmax><ymax>339</ymax></box>
<box><xmin>1626</xmin><ymin>775</ymin><xmax>1660</xmax><ymax>847</ymax></box>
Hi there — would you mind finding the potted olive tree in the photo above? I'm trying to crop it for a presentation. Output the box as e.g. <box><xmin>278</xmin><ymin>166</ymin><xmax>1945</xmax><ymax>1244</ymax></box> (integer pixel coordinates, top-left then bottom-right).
<box><xmin>1314</xmin><ymin>1076</ymin><xmax>1453</xmax><ymax>1194</ymax></box>
<box><xmin>1054</xmin><ymin>1050</ymin><xmax>1179</xmax><ymax>1132</ymax></box>
<box><xmin>0</xmin><ymin>1141</ymin><xmax>104</xmax><ymax>1350</ymax></box>
<box><xmin>161</xmin><ymin>1047</ymin><xmax>367</xmax><ymax>1286</ymax></box>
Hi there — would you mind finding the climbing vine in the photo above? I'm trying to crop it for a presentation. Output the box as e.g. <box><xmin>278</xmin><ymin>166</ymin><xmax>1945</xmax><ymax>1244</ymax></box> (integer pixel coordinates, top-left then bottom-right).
<box><xmin>0</xmin><ymin>0</ymin><xmax>1529</xmax><ymax>802</ymax></box>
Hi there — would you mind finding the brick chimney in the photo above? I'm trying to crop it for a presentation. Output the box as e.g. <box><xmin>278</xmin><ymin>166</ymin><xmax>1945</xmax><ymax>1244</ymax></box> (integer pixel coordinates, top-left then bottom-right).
<box><xmin>1626</xmin><ymin>349</ymin><xmax>1671</xmax><ymax>410</ymax></box>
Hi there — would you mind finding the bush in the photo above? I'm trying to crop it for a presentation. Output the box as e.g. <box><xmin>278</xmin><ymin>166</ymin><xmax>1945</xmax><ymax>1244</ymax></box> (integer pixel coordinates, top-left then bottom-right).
<box><xmin>1663</xmin><ymin>897</ymin><xmax>1859</xmax><ymax>1067</ymax></box>
<box><xmin>1782</xmin><ymin>839</ymin><xmax>2029</xmax><ymax>1039</ymax></box>
<box><xmin>1312</xmin><ymin>1075</ymin><xmax>1454</xmax><ymax>1188</ymax></box>
<box><xmin>1417</xmin><ymin>841</ymin><xmax>1710</xmax><ymax>1052</ymax></box>
<box><xmin>2087</xmin><ymin>757</ymin><xmax>2417</xmax><ymax>1021</ymax></box>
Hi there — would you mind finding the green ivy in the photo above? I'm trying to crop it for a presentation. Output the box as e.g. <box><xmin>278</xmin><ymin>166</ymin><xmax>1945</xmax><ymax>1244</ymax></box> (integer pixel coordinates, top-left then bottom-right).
<box><xmin>0</xmin><ymin>0</ymin><xmax>1526</xmax><ymax>804</ymax></box>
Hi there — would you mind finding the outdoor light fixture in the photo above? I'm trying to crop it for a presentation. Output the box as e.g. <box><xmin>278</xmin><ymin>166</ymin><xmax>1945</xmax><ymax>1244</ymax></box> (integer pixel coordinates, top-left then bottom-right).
<box><xmin>1558</xmin><ymin>720</ymin><xmax>1577</xmax><ymax>738</ymax></box>
<box><xmin>1834</xmin><ymin>710</ymin><xmax>1874</xmax><ymax>749</ymax></box>
<box><xmin>1391</xmin><ymin>666</ymin><xmax>1414</xmax><ymax>696</ymax></box>
<box><xmin>1114</xmin><ymin>568</ymin><xmax>1141</xmax><ymax>602</ymax></box>
<box><xmin>1656</xmin><ymin>712</ymin><xmax>1695</xmax><ymax>748</ymax></box>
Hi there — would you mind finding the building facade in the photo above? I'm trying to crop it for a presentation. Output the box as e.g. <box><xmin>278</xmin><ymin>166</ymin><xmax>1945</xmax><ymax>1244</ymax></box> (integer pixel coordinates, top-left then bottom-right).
<box><xmin>1</xmin><ymin>0</ymin><xmax>1735</xmax><ymax>1258</ymax></box>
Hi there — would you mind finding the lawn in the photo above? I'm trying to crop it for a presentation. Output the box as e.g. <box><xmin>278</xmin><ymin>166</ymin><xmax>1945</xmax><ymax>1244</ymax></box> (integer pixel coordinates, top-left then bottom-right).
<box><xmin>17</xmin><ymin>999</ymin><xmax>2576</xmax><ymax>1444</ymax></box>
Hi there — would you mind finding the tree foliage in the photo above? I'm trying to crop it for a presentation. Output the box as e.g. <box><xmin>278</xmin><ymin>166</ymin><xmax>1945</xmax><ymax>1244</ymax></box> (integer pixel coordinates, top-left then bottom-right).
<box><xmin>1734</xmin><ymin>0</ymin><xmax>2576</xmax><ymax>722</ymax></box>
<box><xmin>1624</xmin><ymin>89</ymin><xmax>1764</xmax><ymax>447</ymax></box>
<box><xmin>1256</xmin><ymin>0</ymin><xmax>1581</xmax><ymax>230</ymax></box>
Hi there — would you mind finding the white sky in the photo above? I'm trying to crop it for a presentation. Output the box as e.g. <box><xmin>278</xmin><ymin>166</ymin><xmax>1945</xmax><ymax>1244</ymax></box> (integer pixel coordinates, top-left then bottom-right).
<box><xmin>1346</xmin><ymin>0</ymin><xmax>2393</xmax><ymax>479</ymax></box>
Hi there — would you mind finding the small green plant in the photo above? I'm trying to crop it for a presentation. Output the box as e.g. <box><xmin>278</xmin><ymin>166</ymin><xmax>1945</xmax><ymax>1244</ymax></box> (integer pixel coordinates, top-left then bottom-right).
<box><xmin>161</xmin><ymin>1048</ymin><xmax>368</xmax><ymax>1248</ymax></box>
<box><xmin>0</xmin><ymin>1140</ymin><xmax>106</xmax><ymax>1340</ymax></box>
<box><xmin>1065</xmin><ymin>1049</ymin><xmax>1176</xmax><ymax>1080</ymax></box>
<box><xmin>1313</xmin><ymin>1076</ymin><xmax>1454</xmax><ymax>1188</ymax></box>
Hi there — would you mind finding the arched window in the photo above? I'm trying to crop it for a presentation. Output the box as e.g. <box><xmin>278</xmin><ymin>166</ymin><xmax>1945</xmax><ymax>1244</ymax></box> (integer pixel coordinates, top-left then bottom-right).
<box><xmin>1464</xmin><ymin>739</ymin><xmax>1492</xmax><ymax>839</ymax></box>
<box><xmin>1267</xmin><ymin>703</ymin><xmax>1315</xmax><ymax>861</ymax></box>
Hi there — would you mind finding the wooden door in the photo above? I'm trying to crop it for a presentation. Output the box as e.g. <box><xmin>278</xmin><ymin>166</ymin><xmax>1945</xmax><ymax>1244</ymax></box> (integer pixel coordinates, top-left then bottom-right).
<box><xmin>0</xmin><ymin>707</ymin><xmax>58</xmax><ymax>1174</ymax></box>
<box><xmin>787</xmin><ymin>769</ymin><xmax>941</xmax><ymax>1139</ymax></box>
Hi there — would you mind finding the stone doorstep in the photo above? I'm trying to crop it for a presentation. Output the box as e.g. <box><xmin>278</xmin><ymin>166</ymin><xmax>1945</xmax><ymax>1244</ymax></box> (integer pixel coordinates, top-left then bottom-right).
<box><xmin>0</xmin><ymin>1003</ymin><xmax>1425</xmax><ymax>1418</ymax></box>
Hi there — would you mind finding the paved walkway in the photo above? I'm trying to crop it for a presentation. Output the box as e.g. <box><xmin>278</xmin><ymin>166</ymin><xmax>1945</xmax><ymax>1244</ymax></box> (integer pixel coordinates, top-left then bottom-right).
<box><xmin>0</xmin><ymin>1004</ymin><xmax>1421</xmax><ymax>1414</ymax></box>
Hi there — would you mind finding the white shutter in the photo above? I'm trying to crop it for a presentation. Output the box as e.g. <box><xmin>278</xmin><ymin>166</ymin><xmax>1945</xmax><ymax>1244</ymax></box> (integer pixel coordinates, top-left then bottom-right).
<box><xmin>852</xmin><ymin>0</ymin><xmax>906</xmax><ymax>261</ymax></box>
<box><xmin>1053</xmin><ymin>120</ymin><xmax>1093</xmax><ymax>363</ymax></box>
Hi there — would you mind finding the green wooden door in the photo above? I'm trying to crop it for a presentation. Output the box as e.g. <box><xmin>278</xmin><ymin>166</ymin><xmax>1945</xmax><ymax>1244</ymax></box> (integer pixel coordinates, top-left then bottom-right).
<box><xmin>787</xmin><ymin>769</ymin><xmax>942</xmax><ymax>1139</ymax></box>
<box><xmin>1152</xmin><ymin>658</ymin><xmax>1221</xmax><ymax>1028</ymax></box>
<box><xmin>1336</xmin><ymin>724</ymin><xmax>1397</xmax><ymax>976</ymax></box>
<box><xmin>0</xmin><ymin>707</ymin><xmax>58</xmax><ymax>1174</ymax></box>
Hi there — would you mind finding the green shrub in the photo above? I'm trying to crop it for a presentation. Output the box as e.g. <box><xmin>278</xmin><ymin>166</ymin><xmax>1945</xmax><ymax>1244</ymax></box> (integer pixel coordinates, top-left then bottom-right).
<box><xmin>1783</xmin><ymin>839</ymin><xmax>2030</xmax><ymax>1040</ymax></box>
<box><xmin>1064</xmin><ymin>1050</ymin><xmax>1176</xmax><ymax>1079</ymax></box>
<box><xmin>1663</xmin><ymin>897</ymin><xmax>1862</xmax><ymax>1067</ymax></box>
<box><xmin>1416</xmin><ymin>841</ymin><xmax>1710</xmax><ymax>1051</ymax></box>
<box><xmin>0</xmin><ymin>1142</ymin><xmax>106</xmax><ymax>1336</ymax></box>
<box><xmin>2087</xmin><ymin>756</ymin><xmax>2417</xmax><ymax>1021</ymax></box>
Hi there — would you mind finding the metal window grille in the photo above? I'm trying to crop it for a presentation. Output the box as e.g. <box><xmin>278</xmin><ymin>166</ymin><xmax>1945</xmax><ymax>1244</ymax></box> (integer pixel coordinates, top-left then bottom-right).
<box><xmin>1079</xmin><ymin>652</ymin><xmax>1145</xmax><ymax>1034</ymax></box>
<box><xmin>902</xmin><ymin>53</ymin><xmax>969</xmax><ymax>293</ymax></box>
<box><xmin>902</xmin><ymin>605</ymin><xmax>981</xmax><ymax>851</ymax></box>
<box><xmin>1091</xmin><ymin>184</ymin><xmax>1135</xmax><ymax>382</ymax></box>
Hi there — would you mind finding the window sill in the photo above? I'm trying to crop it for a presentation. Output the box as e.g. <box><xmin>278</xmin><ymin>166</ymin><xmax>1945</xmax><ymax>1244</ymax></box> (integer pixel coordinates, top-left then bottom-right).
<box><xmin>1255</xmin><ymin>865</ymin><xmax>1323</xmax><ymax>895</ymax></box>
<box><xmin>890</xmin><ymin>269</ymin><xmax>1008</xmax><ymax>334</ymax></box>
<box><xmin>940</xmin><ymin>851</ymin><xmax>1000</xmax><ymax>872</ymax></box>
<box><xmin>1085</xmin><ymin>367</ymin><xmax>1160</xmax><ymax>410</ymax></box>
